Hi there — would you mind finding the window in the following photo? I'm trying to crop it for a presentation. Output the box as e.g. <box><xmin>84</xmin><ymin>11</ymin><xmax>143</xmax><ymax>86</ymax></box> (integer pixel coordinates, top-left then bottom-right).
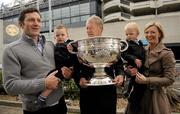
<box><xmin>70</xmin><ymin>5</ymin><xmax>79</xmax><ymax>17</ymax></box>
<box><xmin>42</xmin><ymin>21</ymin><xmax>46</xmax><ymax>28</ymax></box>
<box><xmin>53</xmin><ymin>8</ymin><xmax>61</xmax><ymax>19</ymax></box>
<box><xmin>41</xmin><ymin>11</ymin><xmax>49</xmax><ymax>21</ymax></box>
<box><xmin>80</xmin><ymin>15</ymin><xmax>89</xmax><ymax>22</ymax></box>
<box><xmin>45</xmin><ymin>21</ymin><xmax>49</xmax><ymax>28</ymax></box>
<box><xmin>62</xmin><ymin>18</ymin><xmax>70</xmax><ymax>24</ymax></box>
<box><xmin>61</xmin><ymin>7</ymin><xmax>70</xmax><ymax>18</ymax></box>
<box><xmin>12</xmin><ymin>17</ymin><xmax>18</xmax><ymax>22</ymax></box>
<box><xmin>80</xmin><ymin>3</ymin><xmax>90</xmax><ymax>15</ymax></box>
<box><xmin>71</xmin><ymin>17</ymin><xmax>80</xmax><ymax>23</ymax></box>
<box><xmin>53</xmin><ymin>19</ymin><xmax>61</xmax><ymax>28</ymax></box>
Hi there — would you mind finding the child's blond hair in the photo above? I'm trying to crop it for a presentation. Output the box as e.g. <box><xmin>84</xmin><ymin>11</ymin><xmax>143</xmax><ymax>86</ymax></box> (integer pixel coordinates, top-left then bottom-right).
<box><xmin>124</xmin><ymin>22</ymin><xmax>140</xmax><ymax>35</ymax></box>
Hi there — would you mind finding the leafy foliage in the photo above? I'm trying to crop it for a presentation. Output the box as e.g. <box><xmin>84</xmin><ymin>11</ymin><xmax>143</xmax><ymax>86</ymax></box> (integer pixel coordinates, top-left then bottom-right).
<box><xmin>63</xmin><ymin>79</ymin><xmax>79</xmax><ymax>100</ymax></box>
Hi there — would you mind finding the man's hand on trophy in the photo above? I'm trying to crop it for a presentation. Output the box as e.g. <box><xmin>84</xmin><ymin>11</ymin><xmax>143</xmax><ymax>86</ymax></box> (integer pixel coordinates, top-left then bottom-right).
<box><xmin>109</xmin><ymin>59</ymin><xmax>118</xmax><ymax>65</ymax></box>
<box><xmin>113</xmin><ymin>75</ymin><xmax>124</xmax><ymax>87</ymax></box>
<box><xmin>79</xmin><ymin>77</ymin><xmax>89</xmax><ymax>88</ymax></box>
<box><xmin>67</xmin><ymin>43</ymin><xmax>73</xmax><ymax>52</ymax></box>
<box><xmin>67</xmin><ymin>41</ymin><xmax>78</xmax><ymax>54</ymax></box>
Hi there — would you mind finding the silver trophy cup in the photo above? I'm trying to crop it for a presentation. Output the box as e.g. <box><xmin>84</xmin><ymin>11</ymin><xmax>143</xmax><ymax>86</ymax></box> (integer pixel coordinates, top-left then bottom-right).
<box><xmin>70</xmin><ymin>36</ymin><xmax>128</xmax><ymax>86</ymax></box>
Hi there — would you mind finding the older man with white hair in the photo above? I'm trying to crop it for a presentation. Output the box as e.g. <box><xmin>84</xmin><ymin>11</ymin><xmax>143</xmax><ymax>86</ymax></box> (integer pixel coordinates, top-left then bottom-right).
<box><xmin>78</xmin><ymin>15</ymin><xmax>125</xmax><ymax>114</ymax></box>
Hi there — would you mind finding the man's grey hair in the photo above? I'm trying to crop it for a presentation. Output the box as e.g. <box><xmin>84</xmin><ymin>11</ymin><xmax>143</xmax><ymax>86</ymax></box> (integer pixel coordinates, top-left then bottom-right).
<box><xmin>86</xmin><ymin>15</ymin><xmax>103</xmax><ymax>30</ymax></box>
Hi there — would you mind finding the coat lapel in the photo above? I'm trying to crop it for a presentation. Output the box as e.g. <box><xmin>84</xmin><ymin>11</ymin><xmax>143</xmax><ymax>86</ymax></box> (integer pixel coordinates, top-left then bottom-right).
<box><xmin>145</xmin><ymin>42</ymin><xmax>166</xmax><ymax>66</ymax></box>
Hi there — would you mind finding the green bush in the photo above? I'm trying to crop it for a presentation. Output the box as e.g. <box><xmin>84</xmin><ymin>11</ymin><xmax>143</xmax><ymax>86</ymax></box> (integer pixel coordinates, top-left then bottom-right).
<box><xmin>63</xmin><ymin>79</ymin><xmax>79</xmax><ymax>100</ymax></box>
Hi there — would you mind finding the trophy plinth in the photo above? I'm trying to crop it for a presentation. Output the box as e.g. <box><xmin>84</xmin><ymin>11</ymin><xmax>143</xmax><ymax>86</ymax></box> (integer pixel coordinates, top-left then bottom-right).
<box><xmin>70</xmin><ymin>36</ymin><xmax>128</xmax><ymax>86</ymax></box>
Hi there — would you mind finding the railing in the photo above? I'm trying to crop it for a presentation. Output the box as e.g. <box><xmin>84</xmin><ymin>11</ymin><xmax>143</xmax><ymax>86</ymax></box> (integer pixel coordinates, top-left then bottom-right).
<box><xmin>104</xmin><ymin>12</ymin><xmax>121</xmax><ymax>22</ymax></box>
<box><xmin>120</xmin><ymin>0</ymin><xmax>130</xmax><ymax>6</ymax></box>
<box><xmin>121</xmin><ymin>12</ymin><xmax>131</xmax><ymax>19</ymax></box>
<box><xmin>104</xmin><ymin>0</ymin><xmax>120</xmax><ymax>11</ymax></box>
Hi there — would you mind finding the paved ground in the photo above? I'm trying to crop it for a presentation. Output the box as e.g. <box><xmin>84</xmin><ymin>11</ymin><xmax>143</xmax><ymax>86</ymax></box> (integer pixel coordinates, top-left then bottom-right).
<box><xmin>0</xmin><ymin>105</ymin><xmax>179</xmax><ymax>114</ymax></box>
<box><xmin>0</xmin><ymin>105</ymin><xmax>22</xmax><ymax>114</ymax></box>
<box><xmin>0</xmin><ymin>105</ymin><xmax>80</xmax><ymax>114</ymax></box>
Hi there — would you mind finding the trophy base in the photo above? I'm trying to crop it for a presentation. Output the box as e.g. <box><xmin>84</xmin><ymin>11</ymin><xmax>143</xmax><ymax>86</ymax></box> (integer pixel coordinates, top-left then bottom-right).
<box><xmin>86</xmin><ymin>77</ymin><xmax>115</xmax><ymax>86</ymax></box>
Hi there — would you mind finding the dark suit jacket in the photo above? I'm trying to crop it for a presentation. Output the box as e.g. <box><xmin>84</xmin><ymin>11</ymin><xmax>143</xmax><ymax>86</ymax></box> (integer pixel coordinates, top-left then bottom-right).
<box><xmin>122</xmin><ymin>40</ymin><xmax>145</xmax><ymax>73</ymax></box>
<box><xmin>79</xmin><ymin>57</ymin><xmax>125</xmax><ymax>114</ymax></box>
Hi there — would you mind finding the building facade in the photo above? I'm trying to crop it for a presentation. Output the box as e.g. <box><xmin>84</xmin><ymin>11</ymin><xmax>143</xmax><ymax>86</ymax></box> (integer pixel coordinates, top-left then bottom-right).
<box><xmin>102</xmin><ymin>0</ymin><xmax>180</xmax><ymax>60</ymax></box>
<box><xmin>0</xmin><ymin>0</ymin><xmax>102</xmax><ymax>28</ymax></box>
<box><xmin>0</xmin><ymin>0</ymin><xmax>102</xmax><ymax>43</ymax></box>
<box><xmin>103</xmin><ymin>0</ymin><xmax>180</xmax><ymax>22</ymax></box>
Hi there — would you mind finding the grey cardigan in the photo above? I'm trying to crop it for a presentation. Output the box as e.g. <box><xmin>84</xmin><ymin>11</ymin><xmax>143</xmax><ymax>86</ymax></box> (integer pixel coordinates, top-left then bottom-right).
<box><xmin>2</xmin><ymin>34</ymin><xmax>64</xmax><ymax>111</ymax></box>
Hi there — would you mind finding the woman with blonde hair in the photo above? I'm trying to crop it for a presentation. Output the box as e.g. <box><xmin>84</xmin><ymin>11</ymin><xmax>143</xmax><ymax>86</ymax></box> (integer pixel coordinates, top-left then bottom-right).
<box><xmin>125</xmin><ymin>21</ymin><xmax>176</xmax><ymax>114</ymax></box>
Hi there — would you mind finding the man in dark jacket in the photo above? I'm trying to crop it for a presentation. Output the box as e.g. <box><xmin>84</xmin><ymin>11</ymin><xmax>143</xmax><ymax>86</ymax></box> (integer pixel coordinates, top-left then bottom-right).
<box><xmin>78</xmin><ymin>15</ymin><xmax>125</xmax><ymax>114</ymax></box>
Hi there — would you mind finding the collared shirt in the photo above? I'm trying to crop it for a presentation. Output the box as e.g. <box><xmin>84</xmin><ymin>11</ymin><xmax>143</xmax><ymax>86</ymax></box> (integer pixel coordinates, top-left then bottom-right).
<box><xmin>25</xmin><ymin>34</ymin><xmax>45</xmax><ymax>53</ymax></box>
<box><xmin>37</xmin><ymin>36</ymin><xmax>45</xmax><ymax>53</ymax></box>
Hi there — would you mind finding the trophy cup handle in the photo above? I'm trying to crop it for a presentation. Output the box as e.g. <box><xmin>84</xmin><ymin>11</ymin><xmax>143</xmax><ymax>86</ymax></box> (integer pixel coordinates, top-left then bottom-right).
<box><xmin>68</xmin><ymin>41</ymin><xmax>93</xmax><ymax>68</ymax></box>
<box><xmin>67</xmin><ymin>41</ymin><xmax>78</xmax><ymax>54</ymax></box>
<box><xmin>119</xmin><ymin>40</ymin><xmax>128</xmax><ymax>52</ymax></box>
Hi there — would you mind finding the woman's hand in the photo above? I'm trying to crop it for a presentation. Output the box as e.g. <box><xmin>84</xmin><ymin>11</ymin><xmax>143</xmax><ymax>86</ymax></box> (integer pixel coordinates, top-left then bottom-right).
<box><xmin>135</xmin><ymin>72</ymin><xmax>147</xmax><ymax>84</ymax></box>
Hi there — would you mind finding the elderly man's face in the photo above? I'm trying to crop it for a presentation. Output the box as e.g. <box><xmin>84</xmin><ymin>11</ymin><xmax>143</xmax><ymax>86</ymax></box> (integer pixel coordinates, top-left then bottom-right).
<box><xmin>86</xmin><ymin>21</ymin><xmax>102</xmax><ymax>37</ymax></box>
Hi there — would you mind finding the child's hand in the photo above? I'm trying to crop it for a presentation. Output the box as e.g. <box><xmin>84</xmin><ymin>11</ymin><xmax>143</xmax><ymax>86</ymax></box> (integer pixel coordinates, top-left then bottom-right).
<box><xmin>127</xmin><ymin>65</ymin><xmax>138</xmax><ymax>76</ymax></box>
<box><xmin>61</xmin><ymin>66</ymin><xmax>73</xmax><ymax>79</ymax></box>
<box><xmin>135</xmin><ymin>59</ymin><xmax>142</xmax><ymax>68</ymax></box>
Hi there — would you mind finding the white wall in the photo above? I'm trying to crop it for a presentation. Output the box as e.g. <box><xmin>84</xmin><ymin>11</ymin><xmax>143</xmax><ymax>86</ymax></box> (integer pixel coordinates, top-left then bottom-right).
<box><xmin>68</xmin><ymin>26</ymin><xmax>87</xmax><ymax>40</ymax></box>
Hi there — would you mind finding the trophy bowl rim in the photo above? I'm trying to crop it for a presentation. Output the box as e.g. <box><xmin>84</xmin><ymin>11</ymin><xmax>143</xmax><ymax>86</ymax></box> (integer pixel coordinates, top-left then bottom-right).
<box><xmin>76</xmin><ymin>36</ymin><xmax>123</xmax><ymax>42</ymax></box>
